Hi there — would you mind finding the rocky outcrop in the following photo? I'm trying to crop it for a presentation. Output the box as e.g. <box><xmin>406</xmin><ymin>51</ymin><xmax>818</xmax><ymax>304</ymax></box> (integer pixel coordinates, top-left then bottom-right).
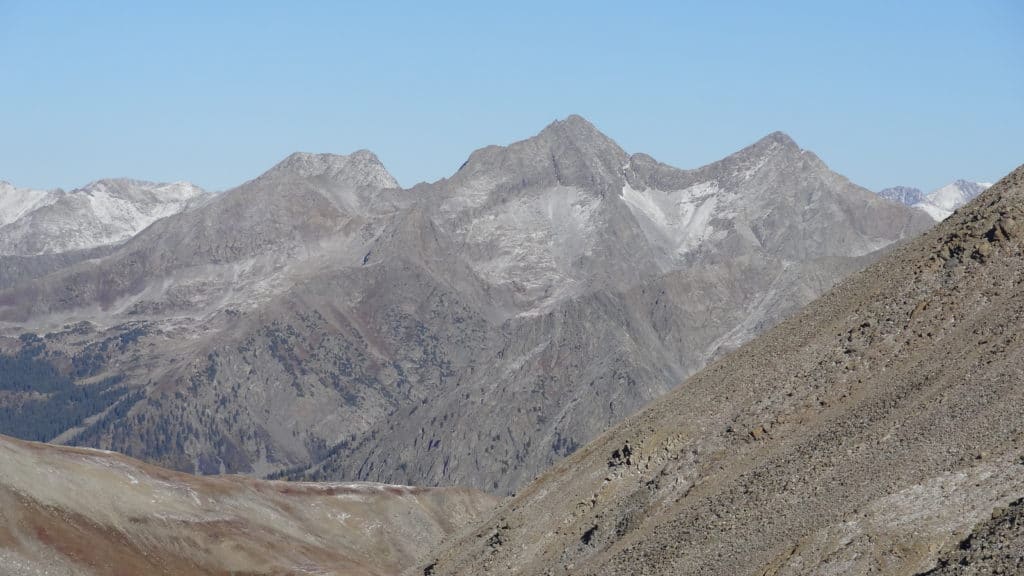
<box><xmin>915</xmin><ymin>498</ymin><xmax>1024</xmax><ymax>575</ymax></box>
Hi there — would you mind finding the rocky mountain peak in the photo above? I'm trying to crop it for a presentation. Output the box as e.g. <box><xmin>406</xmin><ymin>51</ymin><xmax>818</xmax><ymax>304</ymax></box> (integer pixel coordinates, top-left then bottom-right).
<box><xmin>262</xmin><ymin>151</ymin><xmax>399</xmax><ymax>189</ymax></box>
<box><xmin>761</xmin><ymin>130</ymin><xmax>799</xmax><ymax>148</ymax></box>
<box><xmin>536</xmin><ymin>114</ymin><xmax>612</xmax><ymax>144</ymax></box>
<box><xmin>653</xmin><ymin>130</ymin><xmax>815</xmax><ymax>192</ymax></box>
<box><xmin>454</xmin><ymin>114</ymin><xmax>629</xmax><ymax>190</ymax></box>
<box><xmin>890</xmin><ymin>179</ymin><xmax>995</xmax><ymax>221</ymax></box>
<box><xmin>951</xmin><ymin>178</ymin><xmax>988</xmax><ymax>196</ymax></box>
<box><xmin>740</xmin><ymin>130</ymin><xmax>803</xmax><ymax>160</ymax></box>
<box><xmin>879</xmin><ymin>185</ymin><xmax>927</xmax><ymax>205</ymax></box>
<box><xmin>534</xmin><ymin>114</ymin><xmax>628</xmax><ymax>161</ymax></box>
<box><xmin>698</xmin><ymin>131</ymin><xmax>808</xmax><ymax>180</ymax></box>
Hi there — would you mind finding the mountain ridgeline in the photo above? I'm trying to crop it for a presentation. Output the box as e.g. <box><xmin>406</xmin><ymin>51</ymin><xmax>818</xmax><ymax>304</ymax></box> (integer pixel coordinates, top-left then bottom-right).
<box><xmin>0</xmin><ymin>116</ymin><xmax>933</xmax><ymax>495</ymax></box>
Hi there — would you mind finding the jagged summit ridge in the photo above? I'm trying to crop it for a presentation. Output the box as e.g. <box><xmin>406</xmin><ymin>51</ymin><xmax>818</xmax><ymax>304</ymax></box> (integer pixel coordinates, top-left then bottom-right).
<box><xmin>713</xmin><ymin>130</ymin><xmax>803</xmax><ymax>169</ymax></box>
<box><xmin>928</xmin><ymin>179</ymin><xmax>990</xmax><ymax>211</ymax></box>
<box><xmin>536</xmin><ymin>114</ymin><xmax>623</xmax><ymax>149</ymax></box>
<box><xmin>261</xmin><ymin>150</ymin><xmax>399</xmax><ymax>189</ymax></box>
<box><xmin>753</xmin><ymin>129</ymin><xmax>800</xmax><ymax>150</ymax></box>
<box><xmin>879</xmin><ymin>185</ymin><xmax>926</xmax><ymax>205</ymax></box>
<box><xmin>452</xmin><ymin>114</ymin><xmax>629</xmax><ymax>190</ymax></box>
<box><xmin>451</xmin><ymin>118</ymin><xmax>810</xmax><ymax>202</ymax></box>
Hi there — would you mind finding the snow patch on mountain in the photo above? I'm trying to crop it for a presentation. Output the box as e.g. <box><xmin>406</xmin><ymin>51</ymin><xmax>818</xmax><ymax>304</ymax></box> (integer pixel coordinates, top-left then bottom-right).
<box><xmin>926</xmin><ymin>180</ymin><xmax>988</xmax><ymax>212</ymax></box>
<box><xmin>913</xmin><ymin>202</ymin><xmax>954</xmax><ymax>222</ymax></box>
<box><xmin>462</xmin><ymin>186</ymin><xmax>600</xmax><ymax>300</ymax></box>
<box><xmin>912</xmin><ymin>180</ymin><xmax>992</xmax><ymax>221</ymax></box>
<box><xmin>0</xmin><ymin>179</ymin><xmax>207</xmax><ymax>256</ymax></box>
<box><xmin>621</xmin><ymin>181</ymin><xmax>726</xmax><ymax>257</ymax></box>
<box><xmin>0</xmin><ymin>182</ymin><xmax>61</xmax><ymax>227</ymax></box>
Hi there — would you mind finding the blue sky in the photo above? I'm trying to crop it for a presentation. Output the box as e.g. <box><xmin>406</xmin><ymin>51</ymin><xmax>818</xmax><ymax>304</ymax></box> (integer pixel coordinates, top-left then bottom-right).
<box><xmin>1</xmin><ymin>0</ymin><xmax>1021</xmax><ymax>192</ymax></box>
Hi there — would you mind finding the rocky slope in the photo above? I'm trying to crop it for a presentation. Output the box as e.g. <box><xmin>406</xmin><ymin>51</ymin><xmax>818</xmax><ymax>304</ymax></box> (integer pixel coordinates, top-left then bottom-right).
<box><xmin>914</xmin><ymin>497</ymin><xmax>1024</xmax><ymax>575</ymax></box>
<box><xmin>428</xmin><ymin>163</ymin><xmax>1024</xmax><ymax>575</ymax></box>
<box><xmin>0</xmin><ymin>245</ymin><xmax>116</xmax><ymax>290</ymax></box>
<box><xmin>0</xmin><ymin>434</ymin><xmax>497</xmax><ymax>576</ymax></box>
<box><xmin>0</xmin><ymin>178</ymin><xmax>208</xmax><ymax>256</ymax></box>
<box><xmin>880</xmin><ymin>179</ymin><xmax>992</xmax><ymax>221</ymax></box>
<box><xmin>0</xmin><ymin>117</ymin><xmax>933</xmax><ymax>495</ymax></box>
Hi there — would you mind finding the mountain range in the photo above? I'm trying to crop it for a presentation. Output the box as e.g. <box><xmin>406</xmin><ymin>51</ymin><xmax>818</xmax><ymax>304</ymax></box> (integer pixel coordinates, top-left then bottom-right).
<box><xmin>428</xmin><ymin>162</ymin><xmax>1024</xmax><ymax>576</ymax></box>
<box><xmin>879</xmin><ymin>179</ymin><xmax>992</xmax><ymax>221</ymax></box>
<box><xmin>1</xmin><ymin>118</ymin><xmax>1019</xmax><ymax>576</ymax></box>
<box><xmin>0</xmin><ymin>116</ymin><xmax>932</xmax><ymax>497</ymax></box>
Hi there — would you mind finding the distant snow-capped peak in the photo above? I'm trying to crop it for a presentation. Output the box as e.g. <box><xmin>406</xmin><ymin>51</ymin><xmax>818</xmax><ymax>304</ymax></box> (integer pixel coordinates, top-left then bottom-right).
<box><xmin>0</xmin><ymin>178</ymin><xmax>207</xmax><ymax>256</ymax></box>
<box><xmin>0</xmin><ymin>182</ymin><xmax>62</xmax><ymax>227</ymax></box>
<box><xmin>926</xmin><ymin>179</ymin><xmax>989</xmax><ymax>212</ymax></box>
<box><xmin>878</xmin><ymin>179</ymin><xmax>991</xmax><ymax>221</ymax></box>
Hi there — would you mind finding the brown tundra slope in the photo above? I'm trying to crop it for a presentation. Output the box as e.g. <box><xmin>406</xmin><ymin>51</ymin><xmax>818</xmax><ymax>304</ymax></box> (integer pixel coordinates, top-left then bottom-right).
<box><xmin>427</xmin><ymin>164</ymin><xmax>1024</xmax><ymax>576</ymax></box>
<box><xmin>0</xmin><ymin>434</ymin><xmax>497</xmax><ymax>576</ymax></box>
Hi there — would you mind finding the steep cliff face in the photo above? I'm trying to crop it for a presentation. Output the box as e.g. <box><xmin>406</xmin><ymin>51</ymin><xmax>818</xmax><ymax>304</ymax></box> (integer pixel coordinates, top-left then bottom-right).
<box><xmin>428</xmin><ymin>164</ymin><xmax>1024</xmax><ymax>575</ymax></box>
<box><xmin>0</xmin><ymin>117</ymin><xmax>933</xmax><ymax>495</ymax></box>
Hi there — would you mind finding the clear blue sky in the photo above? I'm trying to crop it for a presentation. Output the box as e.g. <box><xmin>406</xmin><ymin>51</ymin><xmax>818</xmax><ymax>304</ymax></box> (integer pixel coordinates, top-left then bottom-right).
<box><xmin>1</xmin><ymin>0</ymin><xmax>1021</xmax><ymax>192</ymax></box>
